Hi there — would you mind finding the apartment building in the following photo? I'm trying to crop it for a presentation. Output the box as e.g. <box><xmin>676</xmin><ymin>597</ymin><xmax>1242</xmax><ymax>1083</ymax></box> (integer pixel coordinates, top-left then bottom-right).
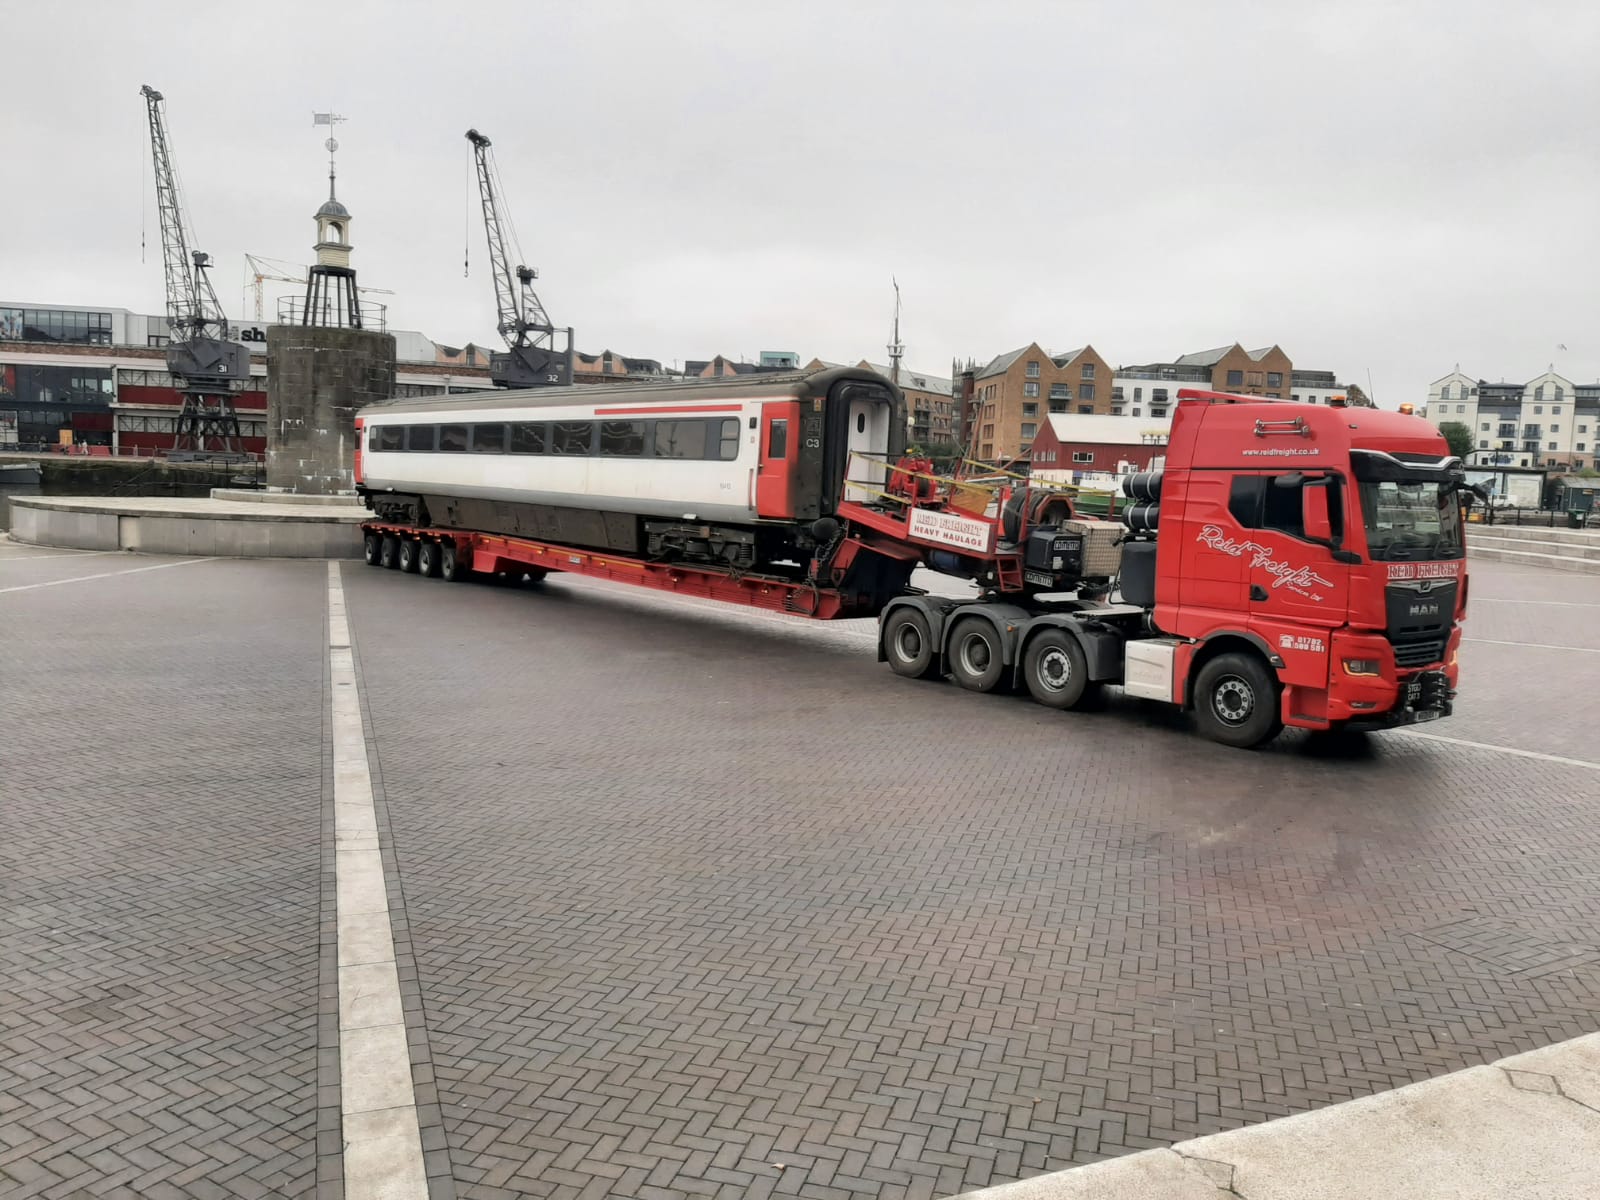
<box><xmin>1425</xmin><ymin>369</ymin><xmax>1600</xmax><ymax>470</ymax></box>
<box><xmin>966</xmin><ymin>343</ymin><xmax>1114</xmax><ymax>462</ymax></box>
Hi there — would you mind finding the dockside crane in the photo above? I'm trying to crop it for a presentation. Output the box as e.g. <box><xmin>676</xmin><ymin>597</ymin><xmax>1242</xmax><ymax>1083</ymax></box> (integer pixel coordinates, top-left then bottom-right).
<box><xmin>465</xmin><ymin>129</ymin><xmax>574</xmax><ymax>389</ymax></box>
<box><xmin>141</xmin><ymin>84</ymin><xmax>248</xmax><ymax>459</ymax></box>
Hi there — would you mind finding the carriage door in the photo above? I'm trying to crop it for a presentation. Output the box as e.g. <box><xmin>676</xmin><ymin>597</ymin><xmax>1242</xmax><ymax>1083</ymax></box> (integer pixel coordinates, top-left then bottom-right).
<box><xmin>844</xmin><ymin>391</ymin><xmax>892</xmax><ymax>502</ymax></box>
<box><xmin>756</xmin><ymin>400</ymin><xmax>799</xmax><ymax>519</ymax></box>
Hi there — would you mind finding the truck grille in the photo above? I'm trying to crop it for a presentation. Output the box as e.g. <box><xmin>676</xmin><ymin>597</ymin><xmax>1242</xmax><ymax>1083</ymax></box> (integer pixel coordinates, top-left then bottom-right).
<box><xmin>1393</xmin><ymin>639</ymin><xmax>1446</xmax><ymax>669</ymax></box>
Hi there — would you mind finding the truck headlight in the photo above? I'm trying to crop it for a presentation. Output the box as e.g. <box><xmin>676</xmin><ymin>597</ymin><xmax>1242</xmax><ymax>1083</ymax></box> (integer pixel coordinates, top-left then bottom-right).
<box><xmin>1342</xmin><ymin>658</ymin><xmax>1381</xmax><ymax>677</ymax></box>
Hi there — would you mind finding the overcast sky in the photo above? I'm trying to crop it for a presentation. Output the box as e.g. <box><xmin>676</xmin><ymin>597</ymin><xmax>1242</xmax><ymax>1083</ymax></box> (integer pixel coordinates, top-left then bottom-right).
<box><xmin>5</xmin><ymin>1</ymin><xmax>1597</xmax><ymax>406</ymax></box>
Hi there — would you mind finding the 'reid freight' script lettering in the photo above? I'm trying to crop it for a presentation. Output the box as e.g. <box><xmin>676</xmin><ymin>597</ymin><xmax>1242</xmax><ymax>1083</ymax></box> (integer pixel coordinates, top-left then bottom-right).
<box><xmin>1196</xmin><ymin>524</ymin><xmax>1334</xmax><ymax>602</ymax></box>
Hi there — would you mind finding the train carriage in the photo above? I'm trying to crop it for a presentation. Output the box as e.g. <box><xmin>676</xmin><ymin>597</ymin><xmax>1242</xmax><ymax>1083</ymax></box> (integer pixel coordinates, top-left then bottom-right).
<box><xmin>356</xmin><ymin>366</ymin><xmax>905</xmax><ymax>571</ymax></box>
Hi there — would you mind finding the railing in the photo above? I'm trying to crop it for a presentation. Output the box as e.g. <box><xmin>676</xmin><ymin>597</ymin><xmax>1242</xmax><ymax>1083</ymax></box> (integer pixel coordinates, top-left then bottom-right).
<box><xmin>275</xmin><ymin>296</ymin><xmax>388</xmax><ymax>331</ymax></box>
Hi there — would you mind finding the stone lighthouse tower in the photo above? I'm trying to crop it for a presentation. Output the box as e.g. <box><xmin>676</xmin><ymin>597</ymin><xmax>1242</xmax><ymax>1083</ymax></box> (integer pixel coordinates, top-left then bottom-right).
<box><xmin>265</xmin><ymin>115</ymin><xmax>396</xmax><ymax>494</ymax></box>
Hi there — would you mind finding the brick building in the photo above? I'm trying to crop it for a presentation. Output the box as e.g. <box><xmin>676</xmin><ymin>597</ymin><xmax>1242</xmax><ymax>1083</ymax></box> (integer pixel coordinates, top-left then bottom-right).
<box><xmin>966</xmin><ymin>343</ymin><xmax>1114</xmax><ymax>462</ymax></box>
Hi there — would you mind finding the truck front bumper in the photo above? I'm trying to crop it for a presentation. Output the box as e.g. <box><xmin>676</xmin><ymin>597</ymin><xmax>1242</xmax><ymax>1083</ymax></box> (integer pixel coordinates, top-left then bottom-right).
<box><xmin>1325</xmin><ymin>628</ymin><xmax>1460</xmax><ymax>730</ymax></box>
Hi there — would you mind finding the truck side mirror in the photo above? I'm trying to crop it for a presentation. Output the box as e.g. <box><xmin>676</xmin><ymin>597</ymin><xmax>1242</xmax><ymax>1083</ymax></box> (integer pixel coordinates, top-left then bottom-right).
<box><xmin>1303</xmin><ymin>481</ymin><xmax>1333</xmax><ymax>542</ymax></box>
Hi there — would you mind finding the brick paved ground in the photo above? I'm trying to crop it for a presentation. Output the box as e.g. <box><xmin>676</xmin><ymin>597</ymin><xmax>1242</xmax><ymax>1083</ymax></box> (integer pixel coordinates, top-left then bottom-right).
<box><xmin>4</xmin><ymin>540</ymin><xmax>1598</xmax><ymax>1199</ymax></box>
<box><xmin>0</xmin><ymin>548</ymin><xmax>327</xmax><ymax>1198</ymax></box>
<box><xmin>342</xmin><ymin>558</ymin><xmax>1600</xmax><ymax>1200</ymax></box>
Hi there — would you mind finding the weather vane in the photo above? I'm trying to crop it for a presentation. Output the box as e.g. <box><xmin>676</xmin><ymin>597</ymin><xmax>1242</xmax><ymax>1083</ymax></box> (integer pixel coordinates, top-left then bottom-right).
<box><xmin>313</xmin><ymin>111</ymin><xmax>347</xmax><ymax>191</ymax></box>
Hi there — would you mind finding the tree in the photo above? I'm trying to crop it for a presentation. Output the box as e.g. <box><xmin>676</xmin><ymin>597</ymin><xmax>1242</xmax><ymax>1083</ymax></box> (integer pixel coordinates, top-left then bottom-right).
<box><xmin>1343</xmin><ymin>383</ymin><xmax>1375</xmax><ymax>408</ymax></box>
<box><xmin>1438</xmin><ymin>421</ymin><xmax>1475</xmax><ymax>460</ymax></box>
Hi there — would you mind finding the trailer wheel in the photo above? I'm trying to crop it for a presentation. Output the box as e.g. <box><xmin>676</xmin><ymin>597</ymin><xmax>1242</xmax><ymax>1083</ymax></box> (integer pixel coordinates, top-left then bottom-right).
<box><xmin>1193</xmin><ymin>652</ymin><xmax>1283</xmax><ymax>748</ymax></box>
<box><xmin>379</xmin><ymin>535</ymin><xmax>401</xmax><ymax>569</ymax></box>
<box><xmin>947</xmin><ymin>618</ymin><xmax>1007</xmax><ymax>693</ymax></box>
<box><xmin>439</xmin><ymin>542</ymin><xmax>467</xmax><ymax>582</ymax></box>
<box><xmin>883</xmin><ymin>608</ymin><xmax>938</xmax><ymax>679</ymax></box>
<box><xmin>417</xmin><ymin>541</ymin><xmax>441</xmax><ymax>578</ymax></box>
<box><xmin>397</xmin><ymin>539</ymin><xmax>421</xmax><ymax>574</ymax></box>
<box><xmin>363</xmin><ymin>533</ymin><xmax>382</xmax><ymax>566</ymax></box>
<box><xmin>1022</xmin><ymin>629</ymin><xmax>1098</xmax><ymax>710</ymax></box>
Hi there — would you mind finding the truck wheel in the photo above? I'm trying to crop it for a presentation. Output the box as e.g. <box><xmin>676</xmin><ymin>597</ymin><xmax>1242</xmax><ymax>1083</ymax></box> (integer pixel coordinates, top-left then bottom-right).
<box><xmin>947</xmin><ymin>617</ymin><xmax>1007</xmax><ymax>693</ymax></box>
<box><xmin>397</xmin><ymin>539</ymin><xmax>420</xmax><ymax>574</ymax></box>
<box><xmin>440</xmin><ymin>543</ymin><xmax>467</xmax><ymax>582</ymax></box>
<box><xmin>884</xmin><ymin>608</ymin><xmax>938</xmax><ymax>679</ymax></box>
<box><xmin>417</xmin><ymin>541</ymin><xmax>441</xmax><ymax>578</ymax></box>
<box><xmin>379</xmin><ymin>535</ymin><xmax>401</xmax><ymax>569</ymax></box>
<box><xmin>1194</xmin><ymin>652</ymin><xmax>1283</xmax><ymax>748</ymax></box>
<box><xmin>363</xmin><ymin>533</ymin><xmax>382</xmax><ymax>566</ymax></box>
<box><xmin>1023</xmin><ymin>629</ymin><xmax>1098</xmax><ymax>710</ymax></box>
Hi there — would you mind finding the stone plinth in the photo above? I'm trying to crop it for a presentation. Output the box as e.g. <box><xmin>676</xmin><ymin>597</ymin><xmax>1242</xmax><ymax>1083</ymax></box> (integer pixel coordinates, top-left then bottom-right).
<box><xmin>266</xmin><ymin>325</ymin><xmax>396</xmax><ymax>495</ymax></box>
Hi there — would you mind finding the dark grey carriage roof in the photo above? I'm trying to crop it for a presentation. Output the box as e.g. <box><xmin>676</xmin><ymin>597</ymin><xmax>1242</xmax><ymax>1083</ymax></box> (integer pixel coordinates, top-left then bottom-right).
<box><xmin>360</xmin><ymin>365</ymin><xmax>897</xmax><ymax>419</ymax></box>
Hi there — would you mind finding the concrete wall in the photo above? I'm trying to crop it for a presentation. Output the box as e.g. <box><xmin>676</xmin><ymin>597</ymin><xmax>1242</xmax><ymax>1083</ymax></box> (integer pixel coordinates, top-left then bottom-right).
<box><xmin>266</xmin><ymin>325</ymin><xmax>396</xmax><ymax>494</ymax></box>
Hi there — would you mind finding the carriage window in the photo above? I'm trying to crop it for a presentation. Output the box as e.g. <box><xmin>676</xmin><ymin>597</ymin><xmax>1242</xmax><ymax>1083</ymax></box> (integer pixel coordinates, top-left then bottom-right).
<box><xmin>599</xmin><ymin>420</ymin><xmax>647</xmax><ymax>456</ymax></box>
<box><xmin>373</xmin><ymin>426</ymin><xmax>403</xmax><ymax>452</ymax></box>
<box><xmin>718</xmin><ymin>418</ymin><xmax>739</xmax><ymax>461</ymax></box>
<box><xmin>655</xmin><ymin>419</ymin><xmax>707</xmax><ymax>459</ymax></box>
<box><xmin>438</xmin><ymin>424</ymin><xmax>469</xmax><ymax>453</ymax></box>
<box><xmin>405</xmin><ymin>425</ymin><xmax>436</xmax><ymax>452</ymax></box>
<box><xmin>766</xmin><ymin>419</ymin><xmax>788</xmax><ymax>459</ymax></box>
<box><xmin>509</xmin><ymin>422</ymin><xmax>545</xmax><ymax>454</ymax></box>
<box><xmin>550</xmin><ymin>421</ymin><xmax>594</xmax><ymax>455</ymax></box>
<box><xmin>471</xmin><ymin>423</ymin><xmax>507</xmax><ymax>453</ymax></box>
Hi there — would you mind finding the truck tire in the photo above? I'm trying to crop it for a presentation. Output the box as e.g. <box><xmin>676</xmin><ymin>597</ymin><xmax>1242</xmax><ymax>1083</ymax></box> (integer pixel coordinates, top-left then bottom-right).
<box><xmin>363</xmin><ymin>533</ymin><xmax>382</xmax><ymax>566</ymax></box>
<box><xmin>440</xmin><ymin>542</ymin><xmax>467</xmax><ymax>582</ymax></box>
<box><xmin>380</xmin><ymin>535</ymin><xmax>401</xmax><ymax>569</ymax></box>
<box><xmin>397</xmin><ymin>539</ymin><xmax>420</xmax><ymax>574</ymax></box>
<box><xmin>1193</xmin><ymin>652</ymin><xmax>1283</xmax><ymax>748</ymax></box>
<box><xmin>417</xmin><ymin>541</ymin><xmax>441</xmax><ymax>578</ymax></box>
<box><xmin>1022</xmin><ymin>629</ymin><xmax>1100</xmax><ymax>710</ymax></box>
<box><xmin>947</xmin><ymin>617</ymin><xmax>1007</xmax><ymax>693</ymax></box>
<box><xmin>884</xmin><ymin>608</ymin><xmax>938</xmax><ymax>679</ymax></box>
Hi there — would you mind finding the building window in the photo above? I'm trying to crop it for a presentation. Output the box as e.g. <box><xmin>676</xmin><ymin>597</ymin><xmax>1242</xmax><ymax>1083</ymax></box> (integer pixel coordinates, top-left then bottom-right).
<box><xmin>1553</xmin><ymin>404</ymin><xmax>1562</xmax><ymax>414</ymax></box>
<box><xmin>1020</xmin><ymin>422</ymin><xmax>1037</xmax><ymax>439</ymax></box>
<box><xmin>1081</xmin><ymin>363</ymin><xmax>1095</xmax><ymax>380</ymax></box>
<box><xmin>1049</xmin><ymin>383</ymin><xmax>1070</xmax><ymax>400</ymax></box>
<box><xmin>1077</xmin><ymin>405</ymin><xmax>1093</xmax><ymax>414</ymax></box>
<box><xmin>1535</xmin><ymin>385</ymin><xmax>1545</xmax><ymax>400</ymax></box>
<box><xmin>1</xmin><ymin>307</ymin><xmax>114</xmax><ymax>346</ymax></box>
<box><xmin>1022</xmin><ymin>402</ymin><xmax>1038</xmax><ymax>417</ymax></box>
<box><xmin>1078</xmin><ymin>383</ymin><xmax>1094</xmax><ymax>401</ymax></box>
<box><xmin>1111</xmin><ymin>406</ymin><xmax>1124</xmax><ymax>416</ymax></box>
<box><xmin>1151</xmin><ymin>388</ymin><xmax>1168</xmax><ymax>403</ymax></box>
<box><xmin>1072</xmin><ymin>451</ymin><xmax>1094</xmax><ymax>464</ymax></box>
<box><xmin>1455</xmin><ymin>404</ymin><xmax>1464</xmax><ymax>413</ymax></box>
<box><xmin>1151</xmin><ymin>407</ymin><xmax>1167</xmax><ymax>418</ymax></box>
<box><xmin>1048</xmin><ymin>400</ymin><xmax>1068</xmax><ymax>414</ymax></box>
<box><xmin>1024</xmin><ymin>382</ymin><xmax>1039</xmax><ymax>398</ymax></box>
<box><xmin>1576</xmin><ymin>442</ymin><xmax>1586</xmax><ymax>452</ymax></box>
<box><xmin>1534</xmin><ymin>405</ymin><xmax>1543</xmax><ymax>415</ymax></box>
<box><xmin>1267</xmin><ymin>372</ymin><xmax>1283</xmax><ymax>388</ymax></box>
<box><xmin>1132</xmin><ymin>407</ymin><xmax>1141</xmax><ymax>417</ymax></box>
<box><xmin>1026</xmin><ymin>361</ymin><xmax>1041</xmax><ymax>378</ymax></box>
<box><xmin>1227</xmin><ymin>370</ymin><xmax>1244</xmax><ymax>386</ymax></box>
<box><xmin>1480</xmin><ymin>422</ymin><xmax>1489</xmax><ymax>431</ymax></box>
<box><xmin>1292</xmin><ymin>394</ymin><xmax>1301</xmax><ymax>403</ymax></box>
<box><xmin>1552</xmin><ymin>423</ymin><xmax>1560</xmax><ymax>432</ymax></box>
<box><xmin>1111</xmin><ymin>386</ymin><xmax>1123</xmax><ymax>401</ymax></box>
<box><xmin>1478</xmin><ymin>440</ymin><xmax>1488</xmax><ymax>449</ymax></box>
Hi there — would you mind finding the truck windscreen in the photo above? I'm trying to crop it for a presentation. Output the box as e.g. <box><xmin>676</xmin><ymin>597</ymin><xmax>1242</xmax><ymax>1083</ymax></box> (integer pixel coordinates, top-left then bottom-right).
<box><xmin>1351</xmin><ymin>450</ymin><xmax>1465</xmax><ymax>563</ymax></box>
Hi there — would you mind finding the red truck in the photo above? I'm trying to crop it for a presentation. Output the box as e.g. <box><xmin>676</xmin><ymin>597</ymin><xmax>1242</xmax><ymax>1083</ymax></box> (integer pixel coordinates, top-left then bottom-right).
<box><xmin>870</xmin><ymin>389</ymin><xmax>1470</xmax><ymax>746</ymax></box>
<box><xmin>357</xmin><ymin>375</ymin><xmax>1471</xmax><ymax>748</ymax></box>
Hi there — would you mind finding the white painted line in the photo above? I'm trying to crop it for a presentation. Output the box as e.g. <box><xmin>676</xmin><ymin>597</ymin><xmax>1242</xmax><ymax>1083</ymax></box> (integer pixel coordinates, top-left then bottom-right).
<box><xmin>1464</xmin><ymin>637</ymin><xmax>1600</xmax><ymax>655</ymax></box>
<box><xmin>327</xmin><ymin>562</ymin><xmax>428</xmax><ymax>1199</ymax></box>
<box><xmin>1472</xmin><ymin>597</ymin><xmax>1600</xmax><ymax>609</ymax></box>
<box><xmin>0</xmin><ymin>557</ymin><xmax>214</xmax><ymax>594</ymax></box>
<box><xmin>1397</xmin><ymin>729</ymin><xmax>1600</xmax><ymax>772</ymax></box>
<box><xmin>0</xmin><ymin>549</ymin><xmax>121</xmax><ymax>562</ymax></box>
